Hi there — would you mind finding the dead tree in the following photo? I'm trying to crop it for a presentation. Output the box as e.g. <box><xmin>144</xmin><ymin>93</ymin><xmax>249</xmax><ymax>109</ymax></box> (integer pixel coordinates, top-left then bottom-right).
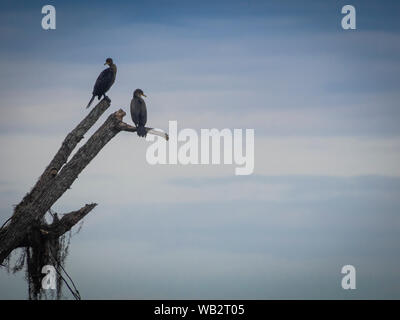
<box><xmin>0</xmin><ymin>99</ymin><xmax>168</xmax><ymax>298</ymax></box>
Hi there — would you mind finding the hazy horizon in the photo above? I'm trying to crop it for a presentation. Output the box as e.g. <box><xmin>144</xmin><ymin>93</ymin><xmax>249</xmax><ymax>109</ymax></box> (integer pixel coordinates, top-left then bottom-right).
<box><xmin>1</xmin><ymin>0</ymin><xmax>400</xmax><ymax>299</ymax></box>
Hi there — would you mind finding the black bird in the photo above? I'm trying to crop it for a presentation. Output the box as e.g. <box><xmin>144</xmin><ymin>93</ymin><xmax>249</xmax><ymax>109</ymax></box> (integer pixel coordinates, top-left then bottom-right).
<box><xmin>86</xmin><ymin>58</ymin><xmax>117</xmax><ymax>109</ymax></box>
<box><xmin>130</xmin><ymin>89</ymin><xmax>148</xmax><ymax>137</ymax></box>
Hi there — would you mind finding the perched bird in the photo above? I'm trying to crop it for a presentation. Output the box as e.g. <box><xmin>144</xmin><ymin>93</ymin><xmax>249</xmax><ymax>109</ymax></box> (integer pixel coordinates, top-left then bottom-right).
<box><xmin>130</xmin><ymin>89</ymin><xmax>148</xmax><ymax>137</ymax></box>
<box><xmin>86</xmin><ymin>58</ymin><xmax>117</xmax><ymax>109</ymax></box>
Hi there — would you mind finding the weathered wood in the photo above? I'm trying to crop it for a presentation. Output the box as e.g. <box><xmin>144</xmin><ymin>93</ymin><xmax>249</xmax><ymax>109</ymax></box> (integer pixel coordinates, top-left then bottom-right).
<box><xmin>14</xmin><ymin>204</ymin><xmax>97</xmax><ymax>248</ymax></box>
<box><xmin>118</xmin><ymin>122</ymin><xmax>169</xmax><ymax>140</ymax></box>
<box><xmin>15</xmin><ymin>99</ymin><xmax>111</xmax><ymax>214</ymax></box>
<box><xmin>0</xmin><ymin>106</ymin><xmax>167</xmax><ymax>265</ymax></box>
<box><xmin>43</xmin><ymin>204</ymin><xmax>97</xmax><ymax>238</ymax></box>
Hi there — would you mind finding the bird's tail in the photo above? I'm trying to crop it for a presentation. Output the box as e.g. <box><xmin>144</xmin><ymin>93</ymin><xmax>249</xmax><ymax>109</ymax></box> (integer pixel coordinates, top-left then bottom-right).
<box><xmin>86</xmin><ymin>95</ymin><xmax>95</xmax><ymax>109</ymax></box>
<box><xmin>137</xmin><ymin>126</ymin><xmax>147</xmax><ymax>137</ymax></box>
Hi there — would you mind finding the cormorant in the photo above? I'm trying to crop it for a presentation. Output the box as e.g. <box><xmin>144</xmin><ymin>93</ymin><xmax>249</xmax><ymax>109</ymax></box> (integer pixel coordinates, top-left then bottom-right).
<box><xmin>130</xmin><ymin>89</ymin><xmax>148</xmax><ymax>137</ymax></box>
<box><xmin>86</xmin><ymin>58</ymin><xmax>117</xmax><ymax>109</ymax></box>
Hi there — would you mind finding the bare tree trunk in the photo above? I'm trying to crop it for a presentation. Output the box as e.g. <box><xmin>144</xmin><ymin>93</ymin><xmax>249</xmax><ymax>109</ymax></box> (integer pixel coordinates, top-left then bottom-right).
<box><xmin>0</xmin><ymin>100</ymin><xmax>167</xmax><ymax>265</ymax></box>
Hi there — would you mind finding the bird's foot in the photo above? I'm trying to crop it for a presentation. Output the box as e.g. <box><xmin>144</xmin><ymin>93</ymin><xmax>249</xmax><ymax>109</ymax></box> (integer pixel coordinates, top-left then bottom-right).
<box><xmin>40</xmin><ymin>229</ymin><xmax>49</xmax><ymax>235</ymax></box>
<box><xmin>103</xmin><ymin>96</ymin><xmax>111</xmax><ymax>103</ymax></box>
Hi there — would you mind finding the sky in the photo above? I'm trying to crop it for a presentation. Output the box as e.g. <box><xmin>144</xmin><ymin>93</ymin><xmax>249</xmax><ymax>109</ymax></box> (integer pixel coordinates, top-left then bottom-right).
<box><xmin>0</xmin><ymin>0</ymin><xmax>400</xmax><ymax>299</ymax></box>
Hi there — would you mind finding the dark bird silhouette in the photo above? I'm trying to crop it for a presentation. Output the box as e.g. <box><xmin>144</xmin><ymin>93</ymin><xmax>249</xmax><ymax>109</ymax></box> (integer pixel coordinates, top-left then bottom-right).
<box><xmin>86</xmin><ymin>58</ymin><xmax>117</xmax><ymax>109</ymax></box>
<box><xmin>130</xmin><ymin>89</ymin><xmax>148</xmax><ymax>137</ymax></box>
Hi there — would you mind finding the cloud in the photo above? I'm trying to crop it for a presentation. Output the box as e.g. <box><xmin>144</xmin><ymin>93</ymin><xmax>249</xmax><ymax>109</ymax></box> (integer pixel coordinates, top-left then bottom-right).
<box><xmin>1</xmin><ymin>0</ymin><xmax>400</xmax><ymax>299</ymax></box>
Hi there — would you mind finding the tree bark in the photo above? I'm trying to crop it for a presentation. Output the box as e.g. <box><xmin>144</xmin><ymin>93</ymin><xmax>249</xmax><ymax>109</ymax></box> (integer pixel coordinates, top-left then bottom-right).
<box><xmin>0</xmin><ymin>101</ymin><xmax>167</xmax><ymax>265</ymax></box>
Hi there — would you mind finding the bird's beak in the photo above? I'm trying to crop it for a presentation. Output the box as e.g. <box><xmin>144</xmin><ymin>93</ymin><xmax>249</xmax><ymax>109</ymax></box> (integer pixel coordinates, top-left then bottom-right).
<box><xmin>142</xmin><ymin>94</ymin><xmax>147</xmax><ymax>98</ymax></box>
<box><xmin>104</xmin><ymin>62</ymin><xmax>107</xmax><ymax>65</ymax></box>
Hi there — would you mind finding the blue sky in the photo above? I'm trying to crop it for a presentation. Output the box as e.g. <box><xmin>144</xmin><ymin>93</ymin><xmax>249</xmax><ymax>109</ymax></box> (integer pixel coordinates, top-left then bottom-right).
<box><xmin>1</xmin><ymin>0</ymin><xmax>400</xmax><ymax>299</ymax></box>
